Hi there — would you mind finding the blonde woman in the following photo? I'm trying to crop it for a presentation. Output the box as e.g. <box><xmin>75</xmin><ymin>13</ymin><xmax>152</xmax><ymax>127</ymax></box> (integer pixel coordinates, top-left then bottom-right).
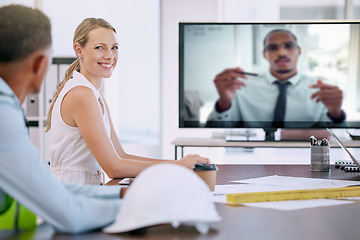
<box><xmin>46</xmin><ymin>18</ymin><xmax>209</xmax><ymax>185</ymax></box>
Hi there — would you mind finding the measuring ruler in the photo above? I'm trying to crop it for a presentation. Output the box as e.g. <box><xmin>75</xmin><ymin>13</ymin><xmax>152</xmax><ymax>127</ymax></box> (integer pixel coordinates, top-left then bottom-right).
<box><xmin>226</xmin><ymin>186</ymin><xmax>360</xmax><ymax>204</ymax></box>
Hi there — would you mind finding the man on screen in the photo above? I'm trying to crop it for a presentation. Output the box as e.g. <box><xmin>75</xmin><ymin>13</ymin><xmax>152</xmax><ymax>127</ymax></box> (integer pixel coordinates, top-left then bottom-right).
<box><xmin>207</xmin><ymin>29</ymin><xmax>345</xmax><ymax>128</ymax></box>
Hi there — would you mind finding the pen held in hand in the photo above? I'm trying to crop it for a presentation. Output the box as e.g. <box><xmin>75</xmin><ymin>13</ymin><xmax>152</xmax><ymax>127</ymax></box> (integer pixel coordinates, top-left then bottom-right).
<box><xmin>239</xmin><ymin>71</ymin><xmax>258</xmax><ymax>77</ymax></box>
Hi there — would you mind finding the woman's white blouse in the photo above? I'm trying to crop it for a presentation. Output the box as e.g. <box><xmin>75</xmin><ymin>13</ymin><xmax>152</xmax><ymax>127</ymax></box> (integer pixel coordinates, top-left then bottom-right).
<box><xmin>49</xmin><ymin>71</ymin><xmax>111</xmax><ymax>185</ymax></box>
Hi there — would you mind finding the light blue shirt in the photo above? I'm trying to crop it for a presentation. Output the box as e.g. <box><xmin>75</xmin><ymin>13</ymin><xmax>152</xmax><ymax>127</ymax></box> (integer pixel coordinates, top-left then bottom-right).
<box><xmin>208</xmin><ymin>71</ymin><xmax>334</xmax><ymax>128</ymax></box>
<box><xmin>0</xmin><ymin>77</ymin><xmax>122</xmax><ymax>234</ymax></box>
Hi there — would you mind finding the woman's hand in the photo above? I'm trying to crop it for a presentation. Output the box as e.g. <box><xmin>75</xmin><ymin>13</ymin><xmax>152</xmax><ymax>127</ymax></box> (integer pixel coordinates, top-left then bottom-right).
<box><xmin>176</xmin><ymin>154</ymin><xmax>210</xmax><ymax>169</ymax></box>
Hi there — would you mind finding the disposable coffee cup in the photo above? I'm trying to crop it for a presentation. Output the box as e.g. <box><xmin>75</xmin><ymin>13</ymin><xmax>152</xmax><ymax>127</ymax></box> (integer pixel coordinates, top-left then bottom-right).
<box><xmin>193</xmin><ymin>163</ymin><xmax>218</xmax><ymax>191</ymax></box>
<box><xmin>310</xmin><ymin>145</ymin><xmax>330</xmax><ymax>172</ymax></box>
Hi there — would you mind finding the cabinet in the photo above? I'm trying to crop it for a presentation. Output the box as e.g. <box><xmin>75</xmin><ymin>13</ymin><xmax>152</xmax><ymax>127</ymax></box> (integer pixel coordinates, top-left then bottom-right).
<box><xmin>25</xmin><ymin>57</ymin><xmax>76</xmax><ymax>162</ymax></box>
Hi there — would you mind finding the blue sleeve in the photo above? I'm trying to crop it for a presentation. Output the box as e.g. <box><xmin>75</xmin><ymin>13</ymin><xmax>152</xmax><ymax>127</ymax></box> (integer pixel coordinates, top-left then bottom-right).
<box><xmin>64</xmin><ymin>184</ymin><xmax>122</xmax><ymax>199</ymax></box>
<box><xmin>0</xmin><ymin>99</ymin><xmax>122</xmax><ymax>234</ymax></box>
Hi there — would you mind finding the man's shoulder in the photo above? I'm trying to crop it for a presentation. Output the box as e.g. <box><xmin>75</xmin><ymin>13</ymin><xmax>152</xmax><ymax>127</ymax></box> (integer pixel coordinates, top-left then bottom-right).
<box><xmin>289</xmin><ymin>73</ymin><xmax>318</xmax><ymax>86</ymax></box>
<box><xmin>299</xmin><ymin>74</ymin><xmax>318</xmax><ymax>82</ymax></box>
<box><xmin>0</xmin><ymin>99</ymin><xmax>28</xmax><ymax>143</ymax></box>
<box><xmin>0</xmin><ymin>96</ymin><xmax>22</xmax><ymax>117</ymax></box>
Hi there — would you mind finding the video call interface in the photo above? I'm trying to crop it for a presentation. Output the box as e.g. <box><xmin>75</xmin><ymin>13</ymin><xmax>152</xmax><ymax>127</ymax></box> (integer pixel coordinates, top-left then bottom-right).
<box><xmin>179</xmin><ymin>22</ymin><xmax>360</xmax><ymax>128</ymax></box>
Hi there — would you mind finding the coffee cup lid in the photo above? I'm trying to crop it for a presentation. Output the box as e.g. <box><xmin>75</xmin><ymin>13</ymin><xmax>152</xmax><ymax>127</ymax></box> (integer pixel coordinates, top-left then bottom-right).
<box><xmin>193</xmin><ymin>163</ymin><xmax>218</xmax><ymax>171</ymax></box>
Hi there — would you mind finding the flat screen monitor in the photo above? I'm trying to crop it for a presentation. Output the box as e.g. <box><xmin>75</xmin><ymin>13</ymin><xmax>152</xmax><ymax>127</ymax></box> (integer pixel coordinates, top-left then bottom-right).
<box><xmin>179</xmin><ymin>22</ymin><xmax>360</xmax><ymax>139</ymax></box>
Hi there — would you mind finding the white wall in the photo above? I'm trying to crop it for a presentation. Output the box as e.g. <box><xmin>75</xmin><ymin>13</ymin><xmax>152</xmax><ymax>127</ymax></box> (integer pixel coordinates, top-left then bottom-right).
<box><xmin>160</xmin><ymin>0</ymin><xmax>218</xmax><ymax>159</ymax></box>
<box><xmin>42</xmin><ymin>0</ymin><xmax>161</xmax><ymax>158</ymax></box>
<box><xmin>0</xmin><ymin>0</ymin><xmax>33</xmax><ymax>7</ymax></box>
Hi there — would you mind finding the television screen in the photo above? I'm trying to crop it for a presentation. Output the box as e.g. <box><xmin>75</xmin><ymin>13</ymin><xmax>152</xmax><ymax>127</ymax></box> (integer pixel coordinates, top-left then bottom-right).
<box><xmin>179</xmin><ymin>22</ymin><xmax>360</xmax><ymax>134</ymax></box>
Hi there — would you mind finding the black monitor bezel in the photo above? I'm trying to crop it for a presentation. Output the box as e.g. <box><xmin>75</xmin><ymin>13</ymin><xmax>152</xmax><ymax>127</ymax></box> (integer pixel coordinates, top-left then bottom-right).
<box><xmin>179</xmin><ymin>21</ymin><xmax>360</xmax><ymax>131</ymax></box>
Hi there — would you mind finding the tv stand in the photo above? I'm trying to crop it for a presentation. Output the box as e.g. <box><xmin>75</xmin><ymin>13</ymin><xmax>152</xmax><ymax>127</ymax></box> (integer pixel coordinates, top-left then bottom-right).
<box><xmin>171</xmin><ymin>136</ymin><xmax>360</xmax><ymax>159</ymax></box>
<box><xmin>222</xmin><ymin>130</ymin><xmax>257</xmax><ymax>141</ymax></box>
<box><xmin>220</xmin><ymin>128</ymin><xmax>279</xmax><ymax>142</ymax></box>
<box><xmin>264</xmin><ymin>128</ymin><xmax>278</xmax><ymax>141</ymax></box>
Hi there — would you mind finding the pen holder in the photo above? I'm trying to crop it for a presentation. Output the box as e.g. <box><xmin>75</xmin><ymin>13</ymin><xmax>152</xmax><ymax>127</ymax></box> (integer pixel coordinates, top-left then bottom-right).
<box><xmin>310</xmin><ymin>145</ymin><xmax>330</xmax><ymax>172</ymax></box>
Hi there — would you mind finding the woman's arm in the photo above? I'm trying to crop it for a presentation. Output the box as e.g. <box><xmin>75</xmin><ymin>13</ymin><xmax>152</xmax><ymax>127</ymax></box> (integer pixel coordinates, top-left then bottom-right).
<box><xmin>61</xmin><ymin>87</ymin><xmax>208</xmax><ymax>178</ymax></box>
<box><xmin>103</xmin><ymin>97</ymin><xmax>187</xmax><ymax>162</ymax></box>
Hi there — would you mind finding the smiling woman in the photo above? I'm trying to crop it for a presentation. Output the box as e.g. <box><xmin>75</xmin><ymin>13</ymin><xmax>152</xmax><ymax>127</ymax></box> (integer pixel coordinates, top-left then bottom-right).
<box><xmin>45</xmin><ymin>18</ymin><xmax>117</xmax><ymax>131</ymax></box>
<box><xmin>74</xmin><ymin>27</ymin><xmax>118</xmax><ymax>82</ymax></box>
<box><xmin>45</xmin><ymin>18</ymin><xmax>210</xmax><ymax>185</ymax></box>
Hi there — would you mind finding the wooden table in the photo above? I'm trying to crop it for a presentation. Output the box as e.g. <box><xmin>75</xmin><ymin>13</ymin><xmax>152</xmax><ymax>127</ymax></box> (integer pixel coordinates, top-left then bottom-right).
<box><xmin>30</xmin><ymin>165</ymin><xmax>360</xmax><ymax>239</ymax></box>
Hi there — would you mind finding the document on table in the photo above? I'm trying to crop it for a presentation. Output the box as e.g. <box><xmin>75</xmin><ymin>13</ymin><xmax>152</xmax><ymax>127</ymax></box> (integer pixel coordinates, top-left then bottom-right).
<box><xmin>230</xmin><ymin>175</ymin><xmax>360</xmax><ymax>188</ymax></box>
<box><xmin>212</xmin><ymin>175</ymin><xmax>360</xmax><ymax>210</ymax></box>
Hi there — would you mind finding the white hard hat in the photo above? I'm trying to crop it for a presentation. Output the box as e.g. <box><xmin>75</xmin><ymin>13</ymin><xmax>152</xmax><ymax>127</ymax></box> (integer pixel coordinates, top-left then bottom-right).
<box><xmin>103</xmin><ymin>163</ymin><xmax>221</xmax><ymax>234</ymax></box>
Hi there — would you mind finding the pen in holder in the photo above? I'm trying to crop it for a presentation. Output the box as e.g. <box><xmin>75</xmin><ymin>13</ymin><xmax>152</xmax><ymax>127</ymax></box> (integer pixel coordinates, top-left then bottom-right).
<box><xmin>310</xmin><ymin>136</ymin><xmax>330</xmax><ymax>172</ymax></box>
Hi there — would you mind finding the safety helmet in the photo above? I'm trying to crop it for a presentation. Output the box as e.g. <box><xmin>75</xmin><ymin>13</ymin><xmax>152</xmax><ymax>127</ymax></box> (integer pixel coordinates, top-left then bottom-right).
<box><xmin>103</xmin><ymin>163</ymin><xmax>221</xmax><ymax>234</ymax></box>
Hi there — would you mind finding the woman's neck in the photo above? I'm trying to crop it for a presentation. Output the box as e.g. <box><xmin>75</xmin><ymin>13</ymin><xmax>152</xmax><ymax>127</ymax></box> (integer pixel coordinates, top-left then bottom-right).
<box><xmin>79</xmin><ymin>70</ymin><xmax>103</xmax><ymax>90</ymax></box>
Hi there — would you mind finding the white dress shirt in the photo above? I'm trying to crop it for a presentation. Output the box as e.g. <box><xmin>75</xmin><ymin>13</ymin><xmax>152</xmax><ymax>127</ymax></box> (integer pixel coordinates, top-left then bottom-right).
<box><xmin>207</xmin><ymin>70</ymin><xmax>334</xmax><ymax>128</ymax></box>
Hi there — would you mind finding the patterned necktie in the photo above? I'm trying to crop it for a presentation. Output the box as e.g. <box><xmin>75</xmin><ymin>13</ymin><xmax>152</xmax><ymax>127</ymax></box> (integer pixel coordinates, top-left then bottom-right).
<box><xmin>273</xmin><ymin>81</ymin><xmax>290</xmax><ymax>127</ymax></box>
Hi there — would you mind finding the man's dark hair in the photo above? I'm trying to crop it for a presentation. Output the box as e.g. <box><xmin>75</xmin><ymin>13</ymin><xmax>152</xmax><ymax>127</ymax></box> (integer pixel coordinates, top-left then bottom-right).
<box><xmin>263</xmin><ymin>29</ymin><xmax>298</xmax><ymax>49</ymax></box>
<box><xmin>0</xmin><ymin>4</ymin><xmax>52</xmax><ymax>63</ymax></box>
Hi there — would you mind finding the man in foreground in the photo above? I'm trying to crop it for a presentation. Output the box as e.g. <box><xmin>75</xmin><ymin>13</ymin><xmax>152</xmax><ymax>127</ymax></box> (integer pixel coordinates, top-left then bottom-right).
<box><xmin>0</xmin><ymin>4</ymin><xmax>125</xmax><ymax>238</ymax></box>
